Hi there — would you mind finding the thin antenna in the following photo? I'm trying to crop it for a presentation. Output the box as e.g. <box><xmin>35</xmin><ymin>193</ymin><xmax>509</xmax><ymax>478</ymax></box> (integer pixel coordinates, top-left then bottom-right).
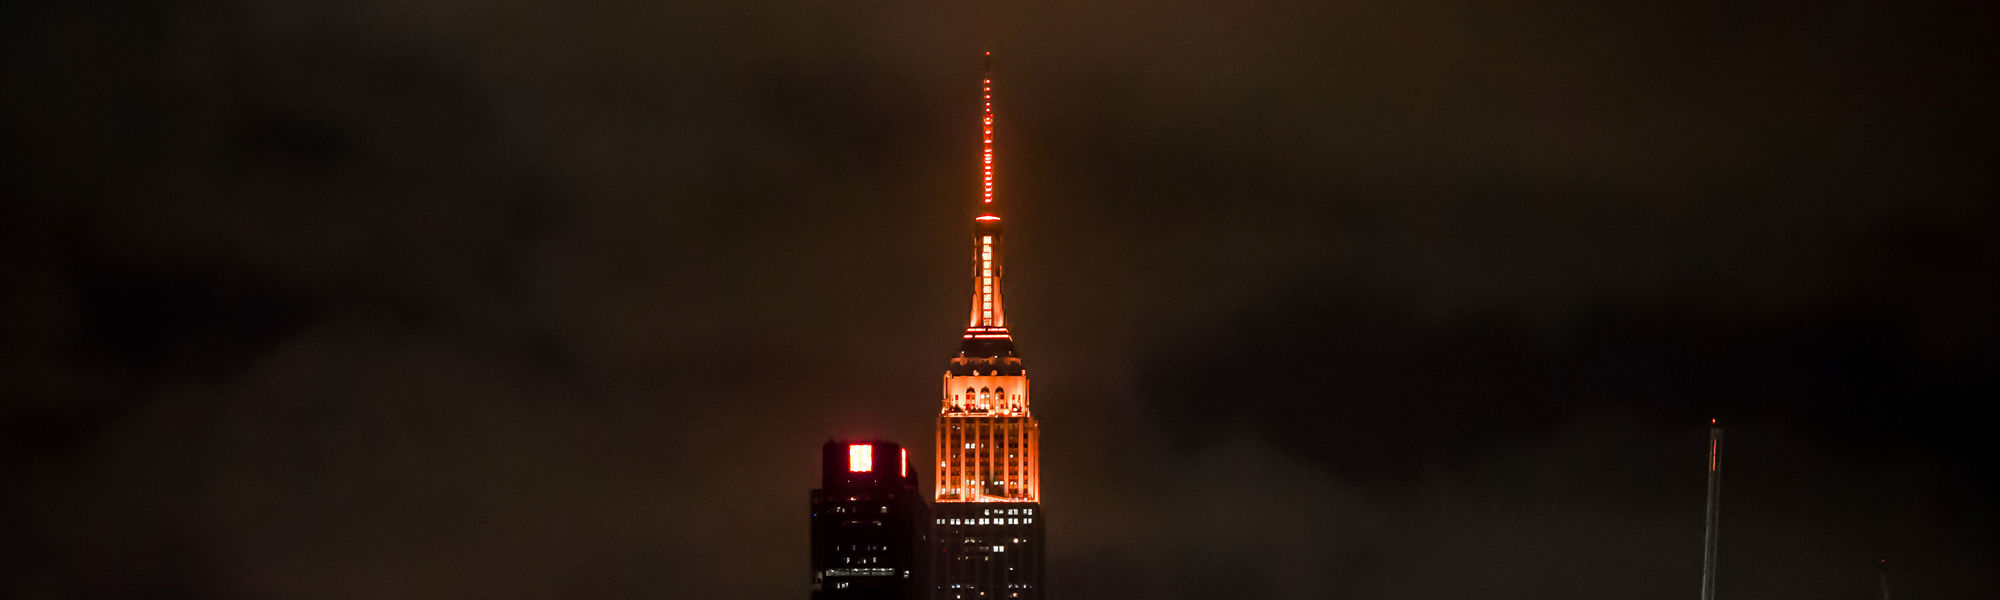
<box><xmin>1701</xmin><ymin>419</ymin><xmax>1724</xmax><ymax>600</ymax></box>
<box><xmin>1878</xmin><ymin>560</ymin><xmax>1892</xmax><ymax>600</ymax></box>
<box><xmin>980</xmin><ymin>52</ymin><xmax>994</xmax><ymax>206</ymax></box>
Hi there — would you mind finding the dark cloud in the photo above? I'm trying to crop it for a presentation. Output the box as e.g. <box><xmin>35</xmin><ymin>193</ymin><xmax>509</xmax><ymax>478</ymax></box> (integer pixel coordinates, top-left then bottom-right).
<box><xmin>5</xmin><ymin>0</ymin><xmax>1996</xmax><ymax>598</ymax></box>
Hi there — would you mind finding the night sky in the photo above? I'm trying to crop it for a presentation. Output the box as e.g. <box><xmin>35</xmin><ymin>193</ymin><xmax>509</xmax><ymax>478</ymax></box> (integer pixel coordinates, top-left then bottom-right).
<box><xmin>4</xmin><ymin>1</ymin><xmax>1997</xmax><ymax>598</ymax></box>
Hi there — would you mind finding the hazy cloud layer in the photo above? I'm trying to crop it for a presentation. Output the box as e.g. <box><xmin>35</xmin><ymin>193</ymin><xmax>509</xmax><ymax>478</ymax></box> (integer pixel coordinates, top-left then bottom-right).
<box><xmin>4</xmin><ymin>0</ymin><xmax>1995</xmax><ymax>598</ymax></box>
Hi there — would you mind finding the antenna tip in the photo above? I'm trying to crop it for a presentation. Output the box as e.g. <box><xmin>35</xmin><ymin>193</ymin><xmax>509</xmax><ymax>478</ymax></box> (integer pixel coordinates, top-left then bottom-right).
<box><xmin>1710</xmin><ymin>418</ymin><xmax>1717</xmax><ymax>424</ymax></box>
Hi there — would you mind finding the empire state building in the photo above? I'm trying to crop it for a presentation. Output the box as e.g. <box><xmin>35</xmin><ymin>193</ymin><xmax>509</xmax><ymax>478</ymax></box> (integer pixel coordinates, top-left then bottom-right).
<box><xmin>932</xmin><ymin>55</ymin><xmax>1044</xmax><ymax>600</ymax></box>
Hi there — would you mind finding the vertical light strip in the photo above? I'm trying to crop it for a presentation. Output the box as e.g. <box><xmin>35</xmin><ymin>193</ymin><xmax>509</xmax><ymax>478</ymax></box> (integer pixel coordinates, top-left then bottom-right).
<box><xmin>983</xmin><ymin>77</ymin><xmax>993</xmax><ymax>205</ymax></box>
<box><xmin>981</xmin><ymin>236</ymin><xmax>995</xmax><ymax>325</ymax></box>
<box><xmin>936</xmin><ymin>421</ymin><xmax>944</xmax><ymax>498</ymax></box>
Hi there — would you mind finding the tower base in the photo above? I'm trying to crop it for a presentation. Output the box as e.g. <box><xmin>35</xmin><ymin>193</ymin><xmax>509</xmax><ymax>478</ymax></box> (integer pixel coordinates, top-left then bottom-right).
<box><xmin>932</xmin><ymin>503</ymin><xmax>1044</xmax><ymax>600</ymax></box>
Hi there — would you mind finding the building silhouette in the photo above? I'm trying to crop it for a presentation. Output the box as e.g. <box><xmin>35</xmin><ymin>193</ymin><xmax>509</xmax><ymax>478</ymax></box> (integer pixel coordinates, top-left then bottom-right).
<box><xmin>810</xmin><ymin>440</ymin><xmax>931</xmax><ymax>600</ymax></box>
<box><xmin>932</xmin><ymin>54</ymin><xmax>1045</xmax><ymax>600</ymax></box>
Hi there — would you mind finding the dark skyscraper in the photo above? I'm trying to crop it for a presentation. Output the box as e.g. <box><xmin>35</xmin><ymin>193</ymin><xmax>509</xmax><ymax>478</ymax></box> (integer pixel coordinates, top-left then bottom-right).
<box><xmin>932</xmin><ymin>54</ymin><xmax>1046</xmax><ymax>600</ymax></box>
<box><xmin>811</xmin><ymin>440</ymin><xmax>930</xmax><ymax>600</ymax></box>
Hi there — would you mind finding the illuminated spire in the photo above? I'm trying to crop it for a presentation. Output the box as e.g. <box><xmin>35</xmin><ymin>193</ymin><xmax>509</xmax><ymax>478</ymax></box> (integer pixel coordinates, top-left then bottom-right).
<box><xmin>981</xmin><ymin>51</ymin><xmax>995</xmax><ymax>207</ymax></box>
<box><xmin>965</xmin><ymin>52</ymin><xmax>1009</xmax><ymax>340</ymax></box>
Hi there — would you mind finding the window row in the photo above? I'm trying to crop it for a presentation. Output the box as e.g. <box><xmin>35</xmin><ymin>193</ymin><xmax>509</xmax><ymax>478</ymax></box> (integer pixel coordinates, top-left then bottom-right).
<box><xmin>935</xmin><ymin>517</ymin><xmax>1034</xmax><ymax>526</ymax></box>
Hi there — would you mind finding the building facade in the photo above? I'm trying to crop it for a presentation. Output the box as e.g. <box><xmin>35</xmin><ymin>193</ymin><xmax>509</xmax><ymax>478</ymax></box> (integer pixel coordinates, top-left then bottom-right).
<box><xmin>810</xmin><ymin>440</ymin><xmax>931</xmax><ymax>600</ymax></box>
<box><xmin>933</xmin><ymin>56</ymin><xmax>1045</xmax><ymax>600</ymax></box>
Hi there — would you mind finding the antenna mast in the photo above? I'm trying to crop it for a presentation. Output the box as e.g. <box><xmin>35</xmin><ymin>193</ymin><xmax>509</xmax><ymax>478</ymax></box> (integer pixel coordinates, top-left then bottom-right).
<box><xmin>1701</xmin><ymin>419</ymin><xmax>1724</xmax><ymax>600</ymax></box>
<box><xmin>1878</xmin><ymin>560</ymin><xmax>1892</xmax><ymax>600</ymax></box>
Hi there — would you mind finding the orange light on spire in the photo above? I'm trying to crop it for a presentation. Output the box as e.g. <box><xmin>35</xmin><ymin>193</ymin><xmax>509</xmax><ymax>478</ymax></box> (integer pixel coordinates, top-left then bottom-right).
<box><xmin>967</xmin><ymin>56</ymin><xmax>1008</xmax><ymax>332</ymax></box>
<box><xmin>981</xmin><ymin>55</ymin><xmax>994</xmax><ymax>205</ymax></box>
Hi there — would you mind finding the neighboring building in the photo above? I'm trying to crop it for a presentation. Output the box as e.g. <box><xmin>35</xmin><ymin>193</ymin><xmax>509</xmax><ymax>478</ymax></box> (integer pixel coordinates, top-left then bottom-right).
<box><xmin>811</xmin><ymin>440</ymin><xmax>930</xmax><ymax>600</ymax></box>
<box><xmin>933</xmin><ymin>55</ymin><xmax>1046</xmax><ymax>600</ymax></box>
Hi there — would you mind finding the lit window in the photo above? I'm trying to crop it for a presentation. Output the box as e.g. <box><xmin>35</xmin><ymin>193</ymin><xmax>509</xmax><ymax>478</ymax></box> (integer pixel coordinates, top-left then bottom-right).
<box><xmin>848</xmin><ymin>444</ymin><xmax>873</xmax><ymax>472</ymax></box>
